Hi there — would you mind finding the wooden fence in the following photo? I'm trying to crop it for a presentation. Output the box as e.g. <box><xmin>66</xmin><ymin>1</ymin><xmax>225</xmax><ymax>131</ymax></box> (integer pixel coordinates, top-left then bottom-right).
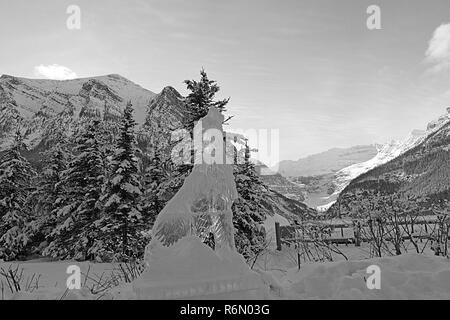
<box><xmin>274</xmin><ymin>216</ymin><xmax>446</xmax><ymax>251</ymax></box>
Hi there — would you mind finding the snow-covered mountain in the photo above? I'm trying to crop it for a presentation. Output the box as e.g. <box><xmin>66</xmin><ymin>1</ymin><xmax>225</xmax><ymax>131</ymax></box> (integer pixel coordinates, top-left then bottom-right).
<box><xmin>275</xmin><ymin>146</ymin><xmax>378</xmax><ymax>210</ymax></box>
<box><xmin>329</xmin><ymin>107</ymin><xmax>450</xmax><ymax>216</ymax></box>
<box><xmin>0</xmin><ymin>74</ymin><xmax>157</xmax><ymax>150</ymax></box>
<box><xmin>277</xmin><ymin>145</ymin><xmax>378</xmax><ymax>177</ymax></box>
<box><xmin>0</xmin><ymin>74</ymin><xmax>316</xmax><ymax>222</ymax></box>
<box><xmin>0</xmin><ymin>74</ymin><xmax>155</xmax><ymax>122</ymax></box>
<box><xmin>317</xmin><ymin>110</ymin><xmax>450</xmax><ymax>211</ymax></box>
<box><xmin>335</xmin><ymin>110</ymin><xmax>449</xmax><ymax>192</ymax></box>
<box><xmin>297</xmin><ymin>110</ymin><xmax>450</xmax><ymax>212</ymax></box>
<box><xmin>137</xmin><ymin>86</ymin><xmax>189</xmax><ymax>153</ymax></box>
<box><xmin>317</xmin><ymin>130</ymin><xmax>427</xmax><ymax>210</ymax></box>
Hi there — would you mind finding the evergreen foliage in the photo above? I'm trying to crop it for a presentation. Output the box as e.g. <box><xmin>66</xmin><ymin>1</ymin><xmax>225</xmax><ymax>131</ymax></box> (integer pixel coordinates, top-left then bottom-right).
<box><xmin>95</xmin><ymin>102</ymin><xmax>144</xmax><ymax>261</ymax></box>
<box><xmin>43</xmin><ymin>120</ymin><xmax>106</xmax><ymax>260</ymax></box>
<box><xmin>0</xmin><ymin>136</ymin><xmax>36</xmax><ymax>260</ymax></box>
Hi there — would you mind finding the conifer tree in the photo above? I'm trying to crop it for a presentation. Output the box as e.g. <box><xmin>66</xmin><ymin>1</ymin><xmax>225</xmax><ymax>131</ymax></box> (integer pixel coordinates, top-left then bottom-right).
<box><xmin>232</xmin><ymin>141</ymin><xmax>267</xmax><ymax>260</ymax></box>
<box><xmin>142</xmin><ymin>146</ymin><xmax>166</xmax><ymax>226</ymax></box>
<box><xmin>43</xmin><ymin>120</ymin><xmax>106</xmax><ymax>260</ymax></box>
<box><xmin>184</xmin><ymin>68</ymin><xmax>229</xmax><ymax>131</ymax></box>
<box><xmin>30</xmin><ymin>138</ymin><xmax>71</xmax><ymax>243</ymax></box>
<box><xmin>96</xmin><ymin>102</ymin><xmax>144</xmax><ymax>261</ymax></box>
<box><xmin>167</xmin><ymin>69</ymin><xmax>231</xmax><ymax>202</ymax></box>
<box><xmin>0</xmin><ymin>135</ymin><xmax>36</xmax><ymax>261</ymax></box>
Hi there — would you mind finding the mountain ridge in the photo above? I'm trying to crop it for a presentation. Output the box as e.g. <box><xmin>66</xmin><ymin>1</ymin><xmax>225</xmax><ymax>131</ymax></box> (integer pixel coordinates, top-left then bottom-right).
<box><xmin>329</xmin><ymin>108</ymin><xmax>450</xmax><ymax>216</ymax></box>
<box><xmin>0</xmin><ymin>73</ymin><xmax>316</xmax><ymax>223</ymax></box>
<box><xmin>277</xmin><ymin>144</ymin><xmax>379</xmax><ymax>177</ymax></box>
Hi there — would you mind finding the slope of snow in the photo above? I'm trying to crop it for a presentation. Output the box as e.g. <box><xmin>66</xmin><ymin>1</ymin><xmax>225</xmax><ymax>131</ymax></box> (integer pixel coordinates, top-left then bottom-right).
<box><xmin>283</xmin><ymin>253</ymin><xmax>450</xmax><ymax>299</ymax></box>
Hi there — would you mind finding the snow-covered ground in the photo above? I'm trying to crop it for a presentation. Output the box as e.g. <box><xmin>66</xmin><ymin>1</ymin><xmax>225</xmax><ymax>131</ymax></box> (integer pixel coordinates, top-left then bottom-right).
<box><xmin>282</xmin><ymin>253</ymin><xmax>450</xmax><ymax>299</ymax></box>
<box><xmin>251</xmin><ymin>241</ymin><xmax>450</xmax><ymax>299</ymax></box>
<box><xmin>0</xmin><ymin>259</ymin><xmax>137</xmax><ymax>300</ymax></box>
<box><xmin>2</xmin><ymin>245</ymin><xmax>449</xmax><ymax>300</ymax></box>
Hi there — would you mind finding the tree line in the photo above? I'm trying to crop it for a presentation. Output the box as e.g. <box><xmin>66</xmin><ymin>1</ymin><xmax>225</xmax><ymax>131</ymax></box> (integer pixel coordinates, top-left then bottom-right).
<box><xmin>0</xmin><ymin>70</ymin><xmax>267</xmax><ymax>262</ymax></box>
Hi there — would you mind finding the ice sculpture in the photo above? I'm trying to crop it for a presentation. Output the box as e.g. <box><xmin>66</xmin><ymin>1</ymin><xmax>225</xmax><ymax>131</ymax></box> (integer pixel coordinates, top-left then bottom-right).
<box><xmin>133</xmin><ymin>107</ymin><xmax>267</xmax><ymax>300</ymax></box>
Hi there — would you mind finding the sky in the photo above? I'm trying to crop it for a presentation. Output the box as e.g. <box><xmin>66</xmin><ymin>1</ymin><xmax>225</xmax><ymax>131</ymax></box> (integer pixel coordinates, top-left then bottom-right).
<box><xmin>1</xmin><ymin>0</ymin><xmax>450</xmax><ymax>161</ymax></box>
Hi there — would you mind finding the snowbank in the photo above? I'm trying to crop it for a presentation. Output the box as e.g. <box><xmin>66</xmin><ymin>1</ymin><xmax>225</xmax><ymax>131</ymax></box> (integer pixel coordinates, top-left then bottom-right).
<box><xmin>283</xmin><ymin>253</ymin><xmax>450</xmax><ymax>299</ymax></box>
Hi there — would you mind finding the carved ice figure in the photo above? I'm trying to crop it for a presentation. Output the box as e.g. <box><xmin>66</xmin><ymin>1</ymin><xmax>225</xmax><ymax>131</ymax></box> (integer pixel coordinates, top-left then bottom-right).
<box><xmin>135</xmin><ymin>107</ymin><xmax>267</xmax><ymax>299</ymax></box>
<box><xmin>144</xmin><ymin>107</ymin><xmax>238</xmax><ymax>263</ymax></box>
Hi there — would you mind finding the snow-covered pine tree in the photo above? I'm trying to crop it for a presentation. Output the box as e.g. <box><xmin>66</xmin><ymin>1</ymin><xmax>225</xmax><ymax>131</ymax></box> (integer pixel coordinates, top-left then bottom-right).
<box><xmin>43</xmin><ymin>120</ymin><xmax>106</xmax><ymax>261</ymax></box>
<box><xmin>95</xmin><ymin>102</ymin><xmax>144</xmax><ymax>261</ymax></box>
<box><xmin>184</xmin><ymin>68</ymin><xmax>229</xmax><ymax>131</ymax></box>
<box><xmin>0</xmin><ymin>135</ymin><xmax>36</xmax><ymax>261</ymax></box>
<box><xmin>141</xmin><ymin>146</ymin><xmax>167</xmax><ymax>226</ymax></box>
<box><xmin>178</xmin><ymin>68</ymin><xmax>231</xmax><ymax>176</ymax></box>
<box><xmin>232</xmin><ymin>141</ymin><xmax>267</xmax><ymax>261</ymax></box>
<box><xmin>29</xmin><ymin>137</ymin><xmax>71</xmax><ymax>247</ymax></box>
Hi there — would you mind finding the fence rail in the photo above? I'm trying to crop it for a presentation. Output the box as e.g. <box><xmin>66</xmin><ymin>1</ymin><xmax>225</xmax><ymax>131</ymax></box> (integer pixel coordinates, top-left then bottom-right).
<box><xmin>274</xmin><ymin>215</ymin><xmax>448</xmax><ymax>250</ymax></box>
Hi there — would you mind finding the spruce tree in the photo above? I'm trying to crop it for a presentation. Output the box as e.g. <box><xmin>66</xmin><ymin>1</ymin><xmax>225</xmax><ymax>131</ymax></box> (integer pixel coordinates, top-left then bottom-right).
<box><xmin>96</xmin><ymin>102</ymin><xmax>144</xmax><ymax>261</ymax></box>
<box><xmin>30</xmin><ymin>139</ymin><xmax>70</xmax><ymax>244</ymax></box>
<box><xmin>142</xmin><ymin>146</ymin><xmax>166</xmax><ymax>226</ymax></box>
<box><xmin>163</xmin><ymin>69</ymin><xmax>231</xmax><ymax>208</ymax></box>
<box><xmin>184</xmin><ymin>68</ymin><xmax>229</xmax><ymax>131</ymax></box>
<box><xmin>232</xmin><ymin>141</ymin><xmax>267</xmax><ymax>261</ymax></box>
<box><xmin>0</xmin><ymin>136</ymin><xmax>36</xmax><ymax>261</ymax></box>
<box><xmin>43</xmin><ymin>120</ymin><xmax>106</xmax><ymax>260</ymax></box>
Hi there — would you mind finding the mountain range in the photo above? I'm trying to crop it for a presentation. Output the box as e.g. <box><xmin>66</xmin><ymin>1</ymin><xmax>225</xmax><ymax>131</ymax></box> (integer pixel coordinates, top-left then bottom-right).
<box><xmin>0</xmin><ymin>74</ymin><xmax>315</xmax><ymax>222</ymax></box>
<box><xmin>329</xmin><ymin>108</ymin><xmax>450</xmax><ymax>216</ymax></box>
<box><xmin>276</xmin><ymin>145</ymin><xmax>379</xmax><ymax>210</ymax></box>
<box><xmin>0</xmin><ymin>74</ymin><xmax>156</xmax><ymax>150</ymax></box>
<box><xmin>3</xmin><ymin>73</ymin><xmax>446</xmax><ymax>220</ymax></box>
<box><xmin>274</xmin><ymin>111</ymin><xmax>450</xmax><ymax>211</ymax></box>
<box><xmin>277</xmin><ymin>145</ymin><xmax>378</xmax><ymax>177</ymax></box>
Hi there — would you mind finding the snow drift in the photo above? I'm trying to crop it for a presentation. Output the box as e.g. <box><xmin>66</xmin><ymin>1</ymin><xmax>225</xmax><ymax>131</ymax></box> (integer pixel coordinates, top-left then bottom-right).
<box><xmin>284</xmin><ymin>253</ymin><xmax>450</xmax><ymax>299</ymax></box>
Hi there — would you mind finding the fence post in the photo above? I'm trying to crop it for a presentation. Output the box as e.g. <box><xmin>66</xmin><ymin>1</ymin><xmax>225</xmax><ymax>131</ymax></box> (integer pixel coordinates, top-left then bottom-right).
<box><xmin>275</xmin><ymin>222</ymin><xmax>282</xmax><ymax>251</ymax></box>
<box><xmin>354</xmin><ymin>221</ymin><xmax>361</xmax><ymax>247</ymax></box>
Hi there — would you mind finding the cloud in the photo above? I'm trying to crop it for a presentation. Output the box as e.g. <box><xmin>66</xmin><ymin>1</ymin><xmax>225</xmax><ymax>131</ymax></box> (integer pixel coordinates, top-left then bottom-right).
<box><xmin>425</xmin><ymin>23</ymin><xmax>450</xmax><ymax>73</ymax></box>
<box><xmin>34</xmin><ymin>64</ymin><xmax>77</xmax><ymax>80</ymax></box>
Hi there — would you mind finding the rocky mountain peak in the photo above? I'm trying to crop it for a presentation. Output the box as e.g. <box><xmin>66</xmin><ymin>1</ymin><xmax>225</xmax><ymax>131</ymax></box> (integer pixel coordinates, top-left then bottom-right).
<box><xmin>160</xmin><ymin>86</ymin><xmax>182</xmax><ymax>97</ymax></box>
<box><xmin>426</xmin><ymin>108</ymin><xmax>450</xmax><ymax>131</ymax></box>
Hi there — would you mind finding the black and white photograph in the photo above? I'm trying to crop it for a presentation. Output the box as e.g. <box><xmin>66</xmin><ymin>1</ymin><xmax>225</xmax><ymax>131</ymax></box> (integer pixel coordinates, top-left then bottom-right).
<box><xmin>1</xmin><ymin>0</ymin><xmax>450</xmax><ymax>306</ymax></box>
